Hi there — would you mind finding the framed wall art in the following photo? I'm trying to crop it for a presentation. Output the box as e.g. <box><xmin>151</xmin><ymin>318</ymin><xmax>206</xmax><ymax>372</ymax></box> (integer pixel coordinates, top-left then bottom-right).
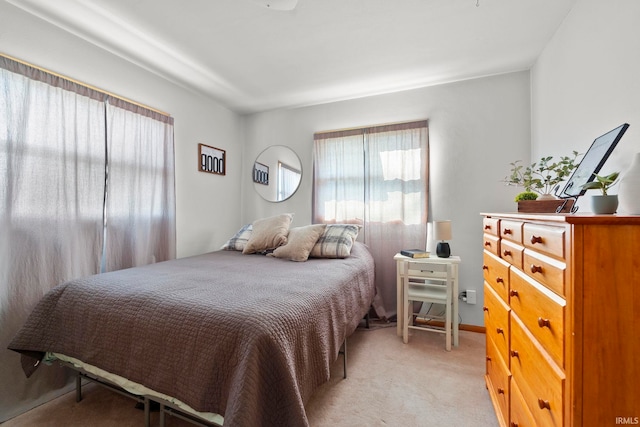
<box><xmin>198</xmin><ymin>143</ymin><xmax>226</xmax><ymax>176</ymax></box>
<box><xmin>253</xmin><ymin>161</ymin><xmax>269</xmax><ymax>185</ymax></box>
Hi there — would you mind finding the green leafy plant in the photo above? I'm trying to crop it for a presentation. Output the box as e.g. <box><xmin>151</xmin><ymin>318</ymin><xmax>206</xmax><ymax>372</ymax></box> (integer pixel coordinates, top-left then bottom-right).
<box><xmin>514</xmin><ymin>191</ymin><xmax>539</xmax><ymax>202</ymax></box>
<box><xmin>504</xmin><ymin>151</ymin><xmax>580</xmax><ymax>195</ymax></box>
<box><xmin>580</xmin><ymin>171</ymin><xmax>620</xmax><ymax>196</ymax></box>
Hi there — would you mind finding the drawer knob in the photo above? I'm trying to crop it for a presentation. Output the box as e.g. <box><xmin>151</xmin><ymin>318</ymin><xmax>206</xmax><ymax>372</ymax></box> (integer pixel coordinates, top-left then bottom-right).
<box><xmin>497</xmin><ymin>388</ymin><xmax>505</xmax><ymax>395</ymax></box>
<box><xmin>484</xmin><ymin>241</ymin><xmax>492</xmax><ymax>247</ymax></box>
<box><xmin>510</xmin><ymin>423</ymin><xmax>519</xmax><ymax>427</ymax></box>
<box><xmin>537</xmin><ymin>399</ymin><xmax>551</xmax><ymax>410</ymax></box>
<box><xmin>484</xmin><ymin>224</ymin><xmax>491</xmax><ymax>230</ymax></box>
<box><xmin>510</xmin><ymin>350</ymin><xmax>519</xmax><ymax>358</ymax></box>
<box><xmin>538</xmin><ymin>317</ymin><xmax>551</xmax><ymax>328</ymax></box>
<box><xmin>496</xmin><ymin>328</ymin><xmax>504</xmax><ymax>335</ymax></box>
<box><xmin>503</xmin><ymin>250</ymin><xmax>512</xmax><ymax>256</ymax></box>
<box><xmin>530</xmin><ymin>264</ymin><xmax>543</xmax><ymax>274</ymax></box>
<box><xmin>531</xmin><ymin>235</ymin><xmax>543</xmax><ymax>244</ymax></box>
<box><xmin>482</xmin><ymin>265</ymin><xmax>489</xmax><ymax>270</ymax></box>
<box><xmin>503</xmin><ymin>228</ymin><xmax>512</xmax><ymax>235</ymax></box>
<box><xmin>483</xmin><ymin>306</ymin><xmax>489</xmax><ymax>312</ymax></box>
<box><xmin>510</xmin><ymin>289</ymin><xmax>519</xmax><ymax>297</ymax></box>
<box><xmin>496</xmin><ymin>277</ymin><xmax>505</xmax><ymax>283</ymax></box>
<box><xmin>486</xmin><ymin>355</ymin><xmax>492</xmax><ymax>361</ymax></box>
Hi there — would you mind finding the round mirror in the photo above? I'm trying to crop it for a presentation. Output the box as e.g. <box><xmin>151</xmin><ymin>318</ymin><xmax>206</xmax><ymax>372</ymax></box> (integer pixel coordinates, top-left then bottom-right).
<box><xmin>253</xmin><ymin>145</ymin><xmax>302</xmax><ymax>202</ymax></box>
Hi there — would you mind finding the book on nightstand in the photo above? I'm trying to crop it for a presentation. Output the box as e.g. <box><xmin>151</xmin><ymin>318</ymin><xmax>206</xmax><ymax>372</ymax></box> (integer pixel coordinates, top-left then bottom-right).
<box><xmin>400</xmin><ymin>249</ymin><xmax>430</xmax><ymax>258</ymax></box>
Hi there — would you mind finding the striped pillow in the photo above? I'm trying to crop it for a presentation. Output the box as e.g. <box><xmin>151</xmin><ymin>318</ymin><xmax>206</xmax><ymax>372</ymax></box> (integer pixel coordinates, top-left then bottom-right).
<box><xmin>221</xmin><ymin>224</ymin><xmax>252</xmax><ymax>251</ymax></box>
<box><xmin>309</xmin><ymin>224</ymin><xmax>360</xmax><ymax>259</ymax></box>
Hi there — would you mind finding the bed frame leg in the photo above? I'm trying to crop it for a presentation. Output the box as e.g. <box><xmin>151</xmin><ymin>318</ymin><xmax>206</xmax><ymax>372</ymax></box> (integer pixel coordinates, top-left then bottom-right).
<box><xmin>341</xmin><ymin>337</ymin><xmax>347</xmax><ymax>379</ymax></box>
<box><xmin>144</xmin><ymin>397</ymin><xmax>150</xmax><ymax>427</ymax></box>
<box><xmin>75</xmin><ymin>372</ymin><xmax>82</xmax><ymax>402</ymax></box>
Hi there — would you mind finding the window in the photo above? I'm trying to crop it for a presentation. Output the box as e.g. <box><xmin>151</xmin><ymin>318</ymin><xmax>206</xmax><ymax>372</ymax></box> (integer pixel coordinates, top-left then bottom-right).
<box><xmin>313</xmin><ymin>120</ymin><xmax>429</xmax><ymax>319</ymax></box>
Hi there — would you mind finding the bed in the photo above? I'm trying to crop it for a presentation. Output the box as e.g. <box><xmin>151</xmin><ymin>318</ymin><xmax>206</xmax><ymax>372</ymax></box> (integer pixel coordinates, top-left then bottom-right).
<box><xmin>8</xmin><ymin>238</ymin><xmax>375</xmax><ymax>427</ymax></box>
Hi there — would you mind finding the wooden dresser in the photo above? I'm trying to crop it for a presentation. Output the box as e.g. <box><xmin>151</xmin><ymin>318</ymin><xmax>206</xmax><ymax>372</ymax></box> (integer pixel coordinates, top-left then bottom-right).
<box><xmin>481</xmin><ymin>213</ymin><xmax>639</xmax><ymax>427</ymax></box>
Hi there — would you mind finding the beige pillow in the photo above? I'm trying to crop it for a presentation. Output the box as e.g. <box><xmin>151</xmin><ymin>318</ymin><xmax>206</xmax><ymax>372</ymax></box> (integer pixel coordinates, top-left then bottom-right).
<box><xmin>242</xmin><ymin>213</ymin><xmax>294</xmax><ymax>254</ymax></box>
<box><xmin>270</xmin><ymin>224</ymin><xmax>327</xmax><ymax>262</ymax></box>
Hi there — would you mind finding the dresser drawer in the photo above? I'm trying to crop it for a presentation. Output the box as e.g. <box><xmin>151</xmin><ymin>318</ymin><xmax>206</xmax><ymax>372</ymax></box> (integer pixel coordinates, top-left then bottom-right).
<box><xmin>501</xmin><ymin>240</ymin><xmax>524</xmax><ymax>270</ymax></box>
<box><xmin>483</xmin><ymin>233</ymin><xmax>500</xmax><ymax>257</ymax></box>
<box><xmin>523</xmin><ymin>249</ymin><xmax>566</xmax><ymax>297</ymax></box>
<box><xmin>486</xmin><ymin>335</ymin><xmax>510</xmax><ymax>427</ymax></box>
<box><xmin>483</xmin><ymin>251</ymin><xmax>510</xmax><ymax>302</ymax></box>
<box><xmin>523</xmin><ymin>223</ymin><xmax>565</xmax><ymax>260</ymax></box>
<box><xmin>510</xmin><ymin>268</ymin><xmax>566</xmax><ymax>368</ymax></box>
<box><xmin>484</xmin><ymin>283</ymin><xmax>510</xmax><ymax>364</ymax></box>
<box><xmin>483</xmin><ymin>217</ymin><xmax>500</xmax><ymax>236</ymax></box>
<box><xmin>500</xmin><ymin>219</ymin><xmax>523</xmax><ymax>244</ymax></box>
<box><xmin>511</xmin><ymin>377</ymin><xmax>536</xmax><ymax>427</ymax></box>
<box><xmin>510</xmin><ymin>316</ymin><xmax>565</xmax><ymax>427</ymax></box>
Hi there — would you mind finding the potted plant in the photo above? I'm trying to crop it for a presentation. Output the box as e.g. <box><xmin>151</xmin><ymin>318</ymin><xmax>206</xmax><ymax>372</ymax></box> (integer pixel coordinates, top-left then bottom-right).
<box><xmin>580</xmin><ymin>171</ymin><xmax>620</xmax><ymax>214</ymax></box>
<box><xmin>504</xmin><ymin>152</ymin><xmax>580</xmax><ymax>212</ymax></box>
<box><xmin>504</xmin><ymin>151</ymin><xmax>580</xmax><ymax>199</ymax></box>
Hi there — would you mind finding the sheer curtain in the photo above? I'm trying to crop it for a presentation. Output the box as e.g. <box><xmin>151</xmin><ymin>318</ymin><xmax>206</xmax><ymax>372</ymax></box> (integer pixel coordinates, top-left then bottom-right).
<box><xmin>103</xmin><ymin>99</ymin><xmax>176</xmax><ymax>271</ymax></box>
<box><xmin>0</xmin><ymin>57</ymin><xmax>106</xmax><ymax>420</ymax></box>
<box><xmin>0</xmin><ymin>55</ymin><xmax>175</xmax><ymax>421</ymax></box>
<box><xmin>313</xmin><ymin>121</ymin><xmax>429</xmax><ymax>319</ymax></box>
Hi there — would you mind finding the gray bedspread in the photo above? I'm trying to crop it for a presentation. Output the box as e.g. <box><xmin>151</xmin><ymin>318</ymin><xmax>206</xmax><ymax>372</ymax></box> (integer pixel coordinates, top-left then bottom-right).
<box><xmin>9</xmin><ymin>242</ymin><xmax>375</xmax><ymax>427</ymax></box>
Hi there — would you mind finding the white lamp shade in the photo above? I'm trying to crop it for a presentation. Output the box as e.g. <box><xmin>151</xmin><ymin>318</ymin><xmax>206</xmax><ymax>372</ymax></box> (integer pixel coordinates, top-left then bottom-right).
<box><xmin>433</xmin><ymin>220</ymin><xmax>452</xmax><ymax>241</ymax></box>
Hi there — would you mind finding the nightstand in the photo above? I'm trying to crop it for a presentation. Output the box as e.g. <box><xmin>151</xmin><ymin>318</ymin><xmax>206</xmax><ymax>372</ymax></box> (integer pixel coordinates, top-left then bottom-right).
<box><xmin>394</xmin><ymin>254</ymin><xmax>461</xmax><ymax>348</ymax></box>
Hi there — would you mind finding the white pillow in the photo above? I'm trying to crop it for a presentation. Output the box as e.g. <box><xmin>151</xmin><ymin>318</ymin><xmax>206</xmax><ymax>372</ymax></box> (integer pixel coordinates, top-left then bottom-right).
<box><xmin>242</xmin><ymin>213</ymin><xmax>294</xmax><ymax>254</ymax></box>
<box><xmin>309</xmin><ymin>224</ymin><xmax>360</xmax><ymax>258</ymax></box>
<box><xmin>270</xmin><ymin>224</ymin><xmax>327</xmax><ymax>262</ymax></box>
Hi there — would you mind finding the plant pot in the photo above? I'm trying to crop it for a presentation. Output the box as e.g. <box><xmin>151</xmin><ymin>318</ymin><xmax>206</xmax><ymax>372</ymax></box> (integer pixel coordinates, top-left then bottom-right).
<box><xmin>517</xmin><ymin>199</ymin><xmax>574</xmax><ymax>213</ymax></box>
<box><xmin>590</xmin><ymin>195</ymin><xmax>618</xmax><ymax>214</ymax></box>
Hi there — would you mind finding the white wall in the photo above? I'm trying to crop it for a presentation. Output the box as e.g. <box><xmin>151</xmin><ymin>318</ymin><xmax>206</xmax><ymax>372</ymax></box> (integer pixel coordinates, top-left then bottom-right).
<box><xmin>532</xmin><ymin>0</ymin><xmax>640</xmax><ymax>210</ymax></box>
<box><xmin>0</xmin><ymin>2</ymin><xmax>242</xmax><ymax>421</ymax></box>
<box><xmin>241</xmin><ymin>71</ymin><xmax>532</xmax><ymax>327</ymax></box>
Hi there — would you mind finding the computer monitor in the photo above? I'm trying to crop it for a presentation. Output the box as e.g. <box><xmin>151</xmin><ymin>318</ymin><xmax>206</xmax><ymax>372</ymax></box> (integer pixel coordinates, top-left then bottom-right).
<box><xmin>555</xmin><ymin>123</ymin><xmax>629</xmax><ymax>198</ymax></box>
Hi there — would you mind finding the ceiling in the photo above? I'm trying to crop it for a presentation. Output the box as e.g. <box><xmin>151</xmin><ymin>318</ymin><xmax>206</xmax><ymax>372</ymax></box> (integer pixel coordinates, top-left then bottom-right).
<box><xmin>7</xmin><ymin>0</ymin><xmax>577</xmax><ymax>114</ymax></box>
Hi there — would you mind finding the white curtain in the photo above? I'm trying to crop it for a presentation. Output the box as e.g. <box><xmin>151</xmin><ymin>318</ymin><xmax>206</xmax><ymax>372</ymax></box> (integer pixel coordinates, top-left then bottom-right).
<box><xmin>0</xmin><ymin>56</ymin><xmax>176</xmax><ymax>421</ymax></box>
<box><xmin>0</xmin><ymin>57</ymin><xmax>106</xmax><ymax>420</ymax></box>
<box><xmin>313</xmin><ymin>121</ymin><xmax>428</xmax><ymax>319</ymax></box>
<box><xmin>103</xmin><ymin>99</ymin><xmax>176</xmax><ymax>271</ymax></box>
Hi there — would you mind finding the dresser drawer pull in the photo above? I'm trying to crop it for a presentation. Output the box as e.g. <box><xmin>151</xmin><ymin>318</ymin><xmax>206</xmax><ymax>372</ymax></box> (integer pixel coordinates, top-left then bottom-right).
<box><xmin>531</xmin><ymin>235</ymin><xmax>543</xmax><ymax>244</ymax></box>
<box><xmin>537</xmin><ymin>399</ymin><xmax>551</xmax><ymax>410</ymax></box>
<box><xmin>497</xmin><ymin>388</ymin><xmax>505</xmax><ymax>395</ymax></box>
<box><xmin>509</xmin><ymin>289</ymin><xmax>519</xmax><ymax>297</ymax></box>
<box><xmin>484</xmin><ymin>224</ymin><xmax>491</xmax><ymax>230</ymax></box>
<box><xmin>483</xmin><ymin>306</ymin><xmax>489</xmax><ymax>312</ymax></box>
<box><xmin>496</xmin><ymin>277</ymin><xmax>505</xmax><ymax>284</ymax></box>
<box><xmin>496</xmin><ymin>328</ymin><xmax>504</xmax><ymax>335</ymax></box>
<box><xmin>530</xmin><ymin>264</ymin><xmax>543</xmax><ymax>274</ymax></box>
<box><xmin>510</xmin><ymin>423</ymin><xmax>519</xmax><ymax>427</ymax></box>
<box><xmin>538</xmin><ymin>317</ymin><xmax>551</xmax><ymax>328</ymax></box>
<box><xmin>510</xmin><ymin>350</ymin><xmax>519</xmax><ymax>358</ymax></box>
<box><xmin>484</xmin><ymin>241</ymin><xmax>492</xmax><ymax>247</ymax></box>
<box><xmin>503</xmin><ymin>250</ymin><xmax>512</xmax><ymax>256</ymax></box>
<box><xmin>503</xmin><ymin>228</ymin><xmax>512</xmax><ymax>235</ymax></box>
<box><xmin>482</xmin><ymin>265</ymin><xmax>489</xmax><ymax>270</ymax></box>
<box><xmin>486</xmin><ymin>355</ymin><xmax>492</xmax><ymax>361</ymax></box>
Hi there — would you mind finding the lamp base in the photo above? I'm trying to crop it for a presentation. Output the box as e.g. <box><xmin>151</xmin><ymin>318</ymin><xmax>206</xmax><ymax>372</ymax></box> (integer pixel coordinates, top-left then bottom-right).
<box><xmin>436</xmin><ymin>242</ymin><xmax>450</xmax><ymax>258</ymax></box>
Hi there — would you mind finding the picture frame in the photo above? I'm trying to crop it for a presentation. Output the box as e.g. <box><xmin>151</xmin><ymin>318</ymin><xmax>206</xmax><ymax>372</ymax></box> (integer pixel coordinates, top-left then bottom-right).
<box><xmin>253</xmin><ymin>161</ymin><xmax>269</xmax><ymax>185</ymax></box>
<box><xmin>199</xmin><ymin>143</ymin><xmax>226</xmax><ymax>176</ymax></box>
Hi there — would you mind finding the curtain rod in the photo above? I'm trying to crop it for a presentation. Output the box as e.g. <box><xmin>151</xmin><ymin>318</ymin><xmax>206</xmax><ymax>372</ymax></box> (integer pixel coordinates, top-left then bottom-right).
<box><xmin>0</xmin><ymin>52</ymin><xmax>171</xmax><ymax>117</ymax></box>
<box><xmin>314</xmin><ymin>119</ymin><xmax>428</xmax><ymax>139</ymax></box>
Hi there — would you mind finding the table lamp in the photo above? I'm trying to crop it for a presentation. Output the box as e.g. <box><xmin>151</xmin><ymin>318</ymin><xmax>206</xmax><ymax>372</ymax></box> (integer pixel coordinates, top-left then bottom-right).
<box><xmin>434</xmin><ymin>220</ymin><xmax>452</xmax><ymax>258</ymax></box>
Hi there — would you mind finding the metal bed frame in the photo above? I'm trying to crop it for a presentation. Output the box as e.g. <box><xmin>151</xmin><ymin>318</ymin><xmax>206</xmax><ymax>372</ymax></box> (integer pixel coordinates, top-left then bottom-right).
<box><xmin>61</xmin><ymin>336</ymin><xmax>351</xmax><ymax>427</ymax></box>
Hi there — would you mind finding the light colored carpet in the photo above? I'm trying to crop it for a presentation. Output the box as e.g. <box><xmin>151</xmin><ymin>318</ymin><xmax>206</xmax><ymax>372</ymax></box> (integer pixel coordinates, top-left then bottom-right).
<box><xmin>2</xmin><ymin>324</ymin><xmax>498</xmax><ymax>427</ymax></box>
